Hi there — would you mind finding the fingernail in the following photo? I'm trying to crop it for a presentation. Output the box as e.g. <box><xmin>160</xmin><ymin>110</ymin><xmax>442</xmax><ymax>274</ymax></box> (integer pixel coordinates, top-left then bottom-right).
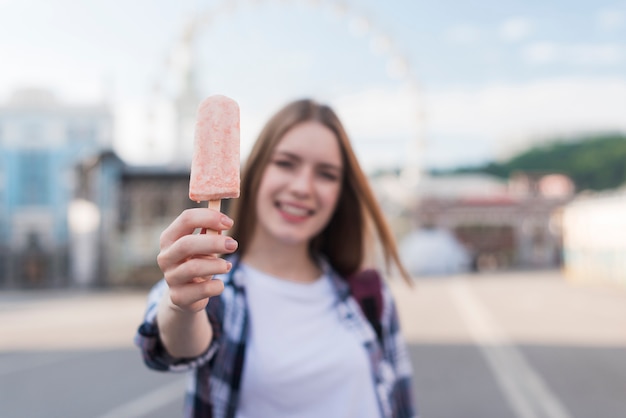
<box><xmin>225</xmin><ymin>262</ymin><xmax>233</xmax><ymax>271</ymax></box>
<box><xmin>225</xmin><ymin>238</ymin><xmax>238</xmax><ymax>251</ymax></box>
<box><xmin>221</xmin><ymin>215</ymin><xmax>234</xmax><ymax>228</ymax></box>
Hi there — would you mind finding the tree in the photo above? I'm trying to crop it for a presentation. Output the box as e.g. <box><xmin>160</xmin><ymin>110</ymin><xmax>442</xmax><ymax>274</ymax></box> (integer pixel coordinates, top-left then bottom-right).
<box><xmin>441</xmin><ymin>133</ymin><xmax>626</xmax><ymax>192</ymax></box>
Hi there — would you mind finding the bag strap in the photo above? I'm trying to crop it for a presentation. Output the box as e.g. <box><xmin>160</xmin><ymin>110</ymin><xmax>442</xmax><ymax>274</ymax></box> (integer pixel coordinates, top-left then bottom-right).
<box><xmin>347</xmin><ymin>269</ymin><xmax>384</xmax><ymax>348</ymax></box>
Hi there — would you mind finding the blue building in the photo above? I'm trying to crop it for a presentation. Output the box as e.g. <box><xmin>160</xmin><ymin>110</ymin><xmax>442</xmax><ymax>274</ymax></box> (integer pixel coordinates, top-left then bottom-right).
<box><xmin>0</xmin><ymin>88</ymin><xmax>112</xmax><ymax>288</ymax></box>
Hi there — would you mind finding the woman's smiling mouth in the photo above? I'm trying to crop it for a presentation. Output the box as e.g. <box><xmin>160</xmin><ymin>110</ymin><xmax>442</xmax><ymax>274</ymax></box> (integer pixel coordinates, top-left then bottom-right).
<box><xmin>277</xmin><ymin>202</ymin><xmax>314</xmax><ymax>219</ymax></box>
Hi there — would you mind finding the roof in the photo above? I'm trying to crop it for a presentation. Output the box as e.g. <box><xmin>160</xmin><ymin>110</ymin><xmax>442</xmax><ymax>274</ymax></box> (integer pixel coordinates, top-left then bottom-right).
<box><xmin>417</xmin><ymin>173</ymin><xmax>509</xmax><ymax>200</ymax></box>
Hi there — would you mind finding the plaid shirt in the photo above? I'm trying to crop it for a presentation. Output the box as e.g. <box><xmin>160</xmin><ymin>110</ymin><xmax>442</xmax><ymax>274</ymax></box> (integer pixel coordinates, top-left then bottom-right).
<box><xmin>135</xmin><ymin>256</ymin><xmax>418</xmax><ymax>418</ymax></box>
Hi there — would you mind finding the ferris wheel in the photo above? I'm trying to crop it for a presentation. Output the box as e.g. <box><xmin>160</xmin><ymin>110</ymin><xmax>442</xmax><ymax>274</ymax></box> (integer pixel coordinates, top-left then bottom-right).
<box><xmin>151</xmin><ymin>0</ymin><xmax>425</xmax><ymax>191</ymax></box>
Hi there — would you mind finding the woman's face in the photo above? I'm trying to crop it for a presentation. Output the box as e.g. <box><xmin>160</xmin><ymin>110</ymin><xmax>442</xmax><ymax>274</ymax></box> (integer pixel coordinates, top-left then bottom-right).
<box><xmin>253</xmin><ymin>121</ymin><xmax>344</xmax><ymax>248</ymax></box>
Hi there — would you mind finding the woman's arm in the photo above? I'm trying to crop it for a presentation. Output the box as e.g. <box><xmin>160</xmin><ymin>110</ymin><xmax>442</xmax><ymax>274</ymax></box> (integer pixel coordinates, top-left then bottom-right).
<box><xmin>156</xmin><ymin>286</ymin><xmax>215</xmax><ymax>358</ymax></box>
<box><xmin>155</xmin><ymin>208</ymin><xmax>237</xmax><ymax>359</ymax></box>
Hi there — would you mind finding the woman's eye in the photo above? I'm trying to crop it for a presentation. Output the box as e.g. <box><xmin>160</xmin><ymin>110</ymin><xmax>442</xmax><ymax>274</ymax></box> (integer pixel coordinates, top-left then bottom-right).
<box><xmin>319</xmin><ymin>171</ymin><xmax>340</xmax><ymax>181</ymax></box>
<box><xmin>274</xmin><ymin>159</ymin><xmax>294</xmax><ymax>168</ymax></box>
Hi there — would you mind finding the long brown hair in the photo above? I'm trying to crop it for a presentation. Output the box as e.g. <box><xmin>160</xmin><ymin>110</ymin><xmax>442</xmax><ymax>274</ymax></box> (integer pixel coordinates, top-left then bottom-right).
<box><xmin>230</xmin><ymin>99</ymin><xmax>411</xmax><ymax>284</ymax></box>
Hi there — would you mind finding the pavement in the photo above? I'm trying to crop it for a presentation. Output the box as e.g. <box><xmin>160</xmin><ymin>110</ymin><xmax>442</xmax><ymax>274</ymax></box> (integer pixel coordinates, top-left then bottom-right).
<box><xmin>391</xmin><ymin>270</ymin><xmax>626</xmax><ymax>418</ymax></box>
<box><xmin>390</xmin><ymin>270</ymin><xmax>626</xmax><ymax>347</ymax></box>
<box><xmin>2</xmin><ymin>269</ymin><xmax>625</xmax><ymax>352</ymax></box>
<box><xmin>0</xmin><ymin>288</ymin><xmax>149</xmax><ymax>351</ymax></box>
<box><xmin>1</xmin><ymin>269</ymin><xmax>625</xmax><ymax>418</ymax></box>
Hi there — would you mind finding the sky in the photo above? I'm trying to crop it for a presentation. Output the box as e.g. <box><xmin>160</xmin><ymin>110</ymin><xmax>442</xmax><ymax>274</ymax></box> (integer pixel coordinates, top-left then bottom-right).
<box><xmin>1</xmin><ymin>0</ymin><xmax>625</xmax><ymax>173</ymax></box>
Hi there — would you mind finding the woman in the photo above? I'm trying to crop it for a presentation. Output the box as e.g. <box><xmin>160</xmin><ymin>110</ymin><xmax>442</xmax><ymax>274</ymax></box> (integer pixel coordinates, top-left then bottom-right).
<box><xmin>136</xmin><ymin>99</ymin><xmax>417</xmax><ymax>418</ymax></box>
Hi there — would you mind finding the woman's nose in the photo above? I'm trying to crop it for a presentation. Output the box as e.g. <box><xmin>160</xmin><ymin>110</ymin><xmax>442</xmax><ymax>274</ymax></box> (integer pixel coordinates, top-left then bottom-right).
<box><xmin>289</xmin><ymin>167</ymin><xmax>314</xmax><ymax>196</ymax></box>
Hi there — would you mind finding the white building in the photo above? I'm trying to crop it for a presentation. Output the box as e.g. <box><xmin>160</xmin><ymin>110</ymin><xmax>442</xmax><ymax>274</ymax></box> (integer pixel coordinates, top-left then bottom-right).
<box><xmin>561</xmin><ymin>188</ymin><xmax>626</xmax><ymax>287</ymax></box>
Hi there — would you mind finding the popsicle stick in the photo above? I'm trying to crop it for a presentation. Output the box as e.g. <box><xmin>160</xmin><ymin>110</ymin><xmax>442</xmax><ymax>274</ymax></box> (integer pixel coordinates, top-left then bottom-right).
<box><xmin>208</xmin><ymin>200</ymin><xmax>221</xmax><ymax>212</ymax></box>
<box><xmin>200</xmin><ymin>200</ymin><xmax>222</xmax><ymax>235</ymax></box>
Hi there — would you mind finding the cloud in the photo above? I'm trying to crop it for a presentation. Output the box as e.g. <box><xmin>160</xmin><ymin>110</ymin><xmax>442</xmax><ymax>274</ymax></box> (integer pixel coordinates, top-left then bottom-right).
<box><xmin>499</xmin><ymin>17</ymin><xmax>532</xmax><ymax>42</ymax></box>
<box><xmin>329</xmin><ymin>86</ymin><xmax>421</xmax><ymax>169</ymax></box>
<box><xmin>425</xmin><ymin>77</ymin><xmax>626</xmax><ymax>157</ymax></box>
<box><xmin>332</xmin><ymin>86</ymin><xmax>420</xmax><ymax>139</ymax></box>
<box><xmin>596</xmin><ymin>9</ymin><xmax>625</xmax><ymax>31</ymax></box>
<box><xmin>522</xmin><ymin>42</ymin><xmax>624</xmax><ymax>66</ymax></box>
<box><xmin>523</xmin><ymin>42</ymin><xmax>558</xmax><ymax>64</ymax></box>
<box><xmin>0</xmin><ymin>45</ymin><xmax>107</xmax><ymax>103</ymax></box>
<box><xmin>445</xmin><ymin>24</ymin><xmax>482</xmax><ymax>45</ymax></box>
<box><xmin>567</xmin><ymin>43</ymin><xmax>624</xmax><ymax>65</ymax></box>
<box><xmin>318</xmin><ymin>77</ymin><xmax>626</xmax><ymax>168</ymax></box>
<box><xmin>111</xmin><ymin>77</ymin><xmax>626</xmax><ymax>171</ymax></box>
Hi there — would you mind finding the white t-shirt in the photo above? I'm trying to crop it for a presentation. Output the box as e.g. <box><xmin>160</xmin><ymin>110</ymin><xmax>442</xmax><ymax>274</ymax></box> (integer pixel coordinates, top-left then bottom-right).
<box><xmin>235</xmin><ymin>263</ymin><xmax>381</xmax><ymax>418</ymax></box>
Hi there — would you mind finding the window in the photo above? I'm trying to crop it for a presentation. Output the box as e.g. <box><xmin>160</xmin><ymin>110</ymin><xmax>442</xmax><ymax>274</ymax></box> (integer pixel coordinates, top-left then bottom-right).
<box><xmin>67</xmin><ymin>123</ymin><xmax>96</xmax><ymax>144</ymax></box>
<box><xmin>22</xmin><ymin>122</ymin><xmax>42</xmax><ymax>143</ymax></box>
<box><xmin>153</xmin><ymin>193</ymin><xmax>168</xmax><ymax>219</ymax></box>
<box><xmin>18</xmin><ymin>151</ymin><xmax>50</xmax><ymax>205</ymax></box>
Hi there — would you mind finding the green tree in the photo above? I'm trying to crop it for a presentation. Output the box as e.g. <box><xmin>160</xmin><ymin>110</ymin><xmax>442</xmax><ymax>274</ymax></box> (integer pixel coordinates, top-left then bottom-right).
<box><xmin>441</xmin><ymin>133</ymin><xmax>626</xmax><ymax>192</ymax></box>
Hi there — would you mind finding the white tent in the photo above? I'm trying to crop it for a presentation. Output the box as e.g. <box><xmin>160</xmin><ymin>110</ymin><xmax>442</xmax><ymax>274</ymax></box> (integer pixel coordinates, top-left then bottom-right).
<box><xmin>400</xmin><ymin>227</ymin><xmax>471</xmax><ymax>277</ymax></box>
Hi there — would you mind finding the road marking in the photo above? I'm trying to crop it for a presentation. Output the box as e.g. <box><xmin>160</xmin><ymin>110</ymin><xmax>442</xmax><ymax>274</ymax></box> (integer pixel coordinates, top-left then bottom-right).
<box><xmin>95</xmin><ymin>378</ymin><xmax>186</xmax><ymax>418</ymax></box>
<box><xmin>449</xmin><ymin>278</ymin><xmax>572</xmax><ymax>418</ymax></box>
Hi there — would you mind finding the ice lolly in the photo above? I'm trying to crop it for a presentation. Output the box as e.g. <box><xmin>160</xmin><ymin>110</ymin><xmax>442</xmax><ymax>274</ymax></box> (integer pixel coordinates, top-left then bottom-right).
<box><xmin>189</xmin><ymin>95</ymin><xmax>240</xmax><ymax>212</ymax></box>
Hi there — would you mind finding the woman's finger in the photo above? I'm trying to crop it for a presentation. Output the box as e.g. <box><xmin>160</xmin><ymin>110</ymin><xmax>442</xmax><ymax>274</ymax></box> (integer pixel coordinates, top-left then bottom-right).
<box><xmin>164</xmin><ymin>255</ymin><xmax>232</xmax><ymax>286</ymax></box>
<box><xmin>158</xmin><ymin>234</ymin><xmax>238</xmax><ymax>272</ymax></box>
<box><xmin>160</xmin><ymin>208</ymin><xmax>234</xmax><ymax>250</ymax></box>
<box><xmin>168</xmin><ymin>278</ymin><xmax>226</xmax><ymax>311</ymax></box>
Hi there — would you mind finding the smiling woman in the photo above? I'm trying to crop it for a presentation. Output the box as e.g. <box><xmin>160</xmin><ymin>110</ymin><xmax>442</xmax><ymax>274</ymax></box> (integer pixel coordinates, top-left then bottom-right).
<box><xmin>135</xmin><ymin>98</ymin><xmax>417</xmax><ymax>418</ymax></box>
<box><xmin>230</xmin><ymin>99</ymin><xmax>411</xmax><ymax>279</ymax></box>
<box><xmin>250</xmin><ymin>121</ymin><xmax>344</xmax><ymax>251</ymax></box>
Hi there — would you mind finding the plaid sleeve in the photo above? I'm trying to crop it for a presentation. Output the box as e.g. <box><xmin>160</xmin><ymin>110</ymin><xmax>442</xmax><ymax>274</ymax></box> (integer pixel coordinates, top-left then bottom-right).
<box><xmin>134</xmin><ymin>278</ymin><xmax>222</xmax><ymax>373</ymax></box>
<box><xmin>381</xmin><ymin>282</ymin><xmax>419</xmax><ymax>418</ymax></box>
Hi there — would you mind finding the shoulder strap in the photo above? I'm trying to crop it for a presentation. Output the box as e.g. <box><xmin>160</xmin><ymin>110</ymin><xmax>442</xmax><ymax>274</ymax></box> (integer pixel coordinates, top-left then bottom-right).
<box><xmin>347</xmin><ymin>269</ymin><xmax>384</xmax><ymax>348</ymax></box>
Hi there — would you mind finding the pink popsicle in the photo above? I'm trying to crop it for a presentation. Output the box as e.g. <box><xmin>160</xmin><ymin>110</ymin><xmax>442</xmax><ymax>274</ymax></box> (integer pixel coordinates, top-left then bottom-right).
<box><xmin>189</xmin><ymin>95</ymin><xmax>240</xmax><ymax>209</ymax></box>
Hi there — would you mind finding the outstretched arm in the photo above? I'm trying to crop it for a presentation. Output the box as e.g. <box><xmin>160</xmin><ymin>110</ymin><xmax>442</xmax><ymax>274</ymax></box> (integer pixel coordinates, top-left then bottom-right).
<box><xmin>155</xmin><ymin>207</ymin><xmax>238</xmax><ymax>358</ymax></box>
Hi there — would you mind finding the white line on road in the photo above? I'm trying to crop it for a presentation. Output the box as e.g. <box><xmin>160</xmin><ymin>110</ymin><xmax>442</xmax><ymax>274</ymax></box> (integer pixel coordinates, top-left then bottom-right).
<box><xmin>95</xmin><ymin>378</ymin><xmax>186</xmax><ymax>418</ymax></box>
<box><xmin>449</xmin><ymin>279</ymin><xmax>572</xmax><ymax>418</ymax></box>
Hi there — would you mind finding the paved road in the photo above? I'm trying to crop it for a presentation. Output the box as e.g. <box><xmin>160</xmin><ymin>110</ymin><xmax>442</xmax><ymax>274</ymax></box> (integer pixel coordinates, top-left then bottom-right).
<box><xmin>1</xmin><ymin>270</ymin><xmax>625</xmax><ymax>418</ymax></box>
<box><xmin>398</xmin><ymin>272</ymin><xmax>626</xmax><ymax>418</ymax></box>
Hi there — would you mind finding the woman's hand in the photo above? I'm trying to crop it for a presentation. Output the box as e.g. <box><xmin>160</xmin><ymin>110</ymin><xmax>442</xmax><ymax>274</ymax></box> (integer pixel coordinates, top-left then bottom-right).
<box><xmin>157</xmin><ymin>207</ymin><xmax>238</xmax><ymax>313</ymax></box>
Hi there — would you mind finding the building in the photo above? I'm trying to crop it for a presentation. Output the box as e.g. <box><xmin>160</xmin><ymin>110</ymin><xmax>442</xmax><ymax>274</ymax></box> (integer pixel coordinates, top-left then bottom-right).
<box><xmin>416</xmin><ymin>172</ymin><xmax>575</xmax><ymax>272</ymax></box>
<box><xmin>373</xmin><ymin>171</ymin><xmax>575</xmax><ymax>275</ymax></box>
<box><xmin>78</xmin><ymin>155</ymin><xmax>200</xmax><ymax>287</ymax></box>
<box><xmin>561</xmin><ymin>188</ymin><xmax>626</xmax><ymax>287</ymax></box>
<box><xmin>0</xmin><ymin>89</ymin><xmax>112</xmax><ymax>288</ymax></box>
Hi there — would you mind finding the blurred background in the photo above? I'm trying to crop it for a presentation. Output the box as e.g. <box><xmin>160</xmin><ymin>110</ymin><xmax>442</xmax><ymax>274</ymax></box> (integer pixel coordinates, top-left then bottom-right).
<box><xmin>1</xmin><ymin>0</ymin><xmax>626</xmax><ymax>287</ymax></box>
<box><xmin>1</xmin><ymin>0</ymin><xmax>625</xmax><ymax>417</ymax></box>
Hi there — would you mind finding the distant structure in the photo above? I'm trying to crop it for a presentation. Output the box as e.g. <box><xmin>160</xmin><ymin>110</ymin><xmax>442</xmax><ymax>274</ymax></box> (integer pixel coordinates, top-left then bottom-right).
<box><xmin>0</xmin><ymin>89</ymin><xmax>112</xmax><ymax>288</ymax></box>
<box><xmin>155</xmin><ymin>0</ymin><xmax>425</xmax><ymax>180</ymax></box>
<box><xmin>170</xmin><ymin>20</ymin><xmax>201</xmax><ymax>167</ymax></box>
<box><xmin>374</xmin><ymin>171</ymin><xmax>576</xmax><ymax>275</ymax></box>
<box><xmin>75</xmin><ymin>152</ymin><xmax>199</xmax><ymax>287</ymax></box>
<box><xmin>561</xmin><ymin>188</ymin><xmax>626</xmax><ymax>287</ymax></box>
